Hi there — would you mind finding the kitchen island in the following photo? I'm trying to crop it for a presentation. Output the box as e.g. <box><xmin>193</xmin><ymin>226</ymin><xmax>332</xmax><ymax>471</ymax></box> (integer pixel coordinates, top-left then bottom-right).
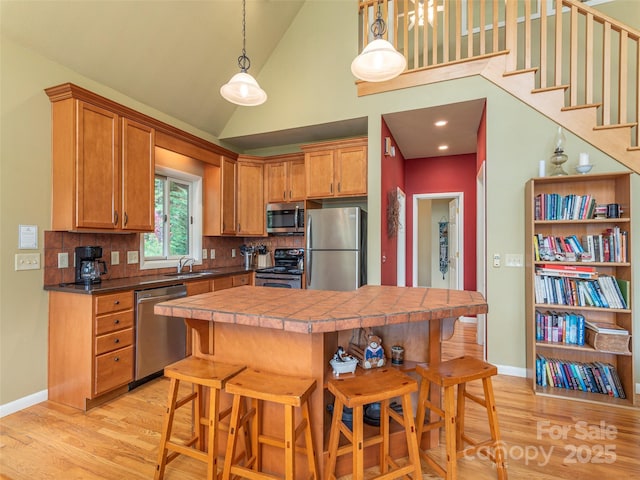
<box><xmin>155</xmin><ymin>285</ymin><xmax>488</xmax><ymax>478</ymax></box>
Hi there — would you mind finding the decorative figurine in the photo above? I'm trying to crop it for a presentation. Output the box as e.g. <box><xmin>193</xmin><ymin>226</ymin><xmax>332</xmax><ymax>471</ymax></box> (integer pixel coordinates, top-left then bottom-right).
<box><xmin>364</xmin><ymin>334</ymin><xmax>386</xmax><ymax>369</ymax></box>
<box><xmin>330</xmin><ymin>346</ymin><xmax>358</xmax><ymax>375</ymax></box>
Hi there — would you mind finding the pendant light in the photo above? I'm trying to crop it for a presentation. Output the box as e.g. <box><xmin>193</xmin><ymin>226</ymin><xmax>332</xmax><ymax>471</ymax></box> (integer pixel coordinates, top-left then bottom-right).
<box><xmin>220</xmin><ymin>0</ymin><xmax>267</xmax><ymax>106</ymax></box>
<box><xmin>351</xmin><ymin>1</ymin><xmax>406</xmax><ymax>82</ymax></box>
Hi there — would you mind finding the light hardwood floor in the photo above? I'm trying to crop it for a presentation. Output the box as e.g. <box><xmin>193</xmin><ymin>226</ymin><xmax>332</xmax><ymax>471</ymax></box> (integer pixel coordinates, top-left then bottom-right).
<box><xmin>1</xmin><ymin>322</ymin><xmax>639</xmax><ymax>480</ymax></box>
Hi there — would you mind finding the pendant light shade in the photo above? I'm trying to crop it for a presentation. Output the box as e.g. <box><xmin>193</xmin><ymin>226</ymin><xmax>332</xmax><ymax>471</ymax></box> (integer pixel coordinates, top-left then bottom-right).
<box><xmin>220</xmin><ymin>72</ymin><xmax>267</xmax><ymax>106</ymax></box>
<box><xmin>220</xmin><ymin>0</ymin><xmax>266</xmax><ymax>106</ymax></box>
<box><xmin>351</xmin><ymin>2</ymin><xmax>406</xmax><ymax>82</ymax></box>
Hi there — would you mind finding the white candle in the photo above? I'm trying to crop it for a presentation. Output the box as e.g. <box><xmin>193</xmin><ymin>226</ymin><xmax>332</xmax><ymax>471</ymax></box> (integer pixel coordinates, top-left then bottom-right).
<box><xmin>579</xmin><ymin>153</ymin><xmax>589</xmax><ymax>165</ymax></box>
<box><xmin>538</xmin><ymin>159</ymin><xmax>546</xmax><ymax>177</ymax></box>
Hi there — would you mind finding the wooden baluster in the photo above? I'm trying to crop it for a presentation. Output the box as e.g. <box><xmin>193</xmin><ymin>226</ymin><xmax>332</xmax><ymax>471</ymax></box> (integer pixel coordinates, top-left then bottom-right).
<box><xmin>540</xmin><ymin>0</ymin><xmax>548</xmax><ymax>88</ymax></box>
<box><xmin>570</xmin><ymin>4</ymin><xmax>579</xmax><ymax>106</ymax></box>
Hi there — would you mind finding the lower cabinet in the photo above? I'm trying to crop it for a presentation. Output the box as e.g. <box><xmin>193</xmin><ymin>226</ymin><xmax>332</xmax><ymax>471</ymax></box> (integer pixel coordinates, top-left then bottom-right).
<box><xmin>49</xmin><ymin>290</ymin><xmax>134</xmax><ymax>410</ymax></box>
<box><xmin>212</xmin><ymin>272</ymin><xmax>252</xmax><ymax>291</ymax></box>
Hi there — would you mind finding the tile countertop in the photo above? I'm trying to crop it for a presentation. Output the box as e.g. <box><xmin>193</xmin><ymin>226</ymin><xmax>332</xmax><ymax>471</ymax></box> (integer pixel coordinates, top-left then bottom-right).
<box><xmin>155</xmin><ymin>285</ymin><xmax>488</xmax><ymax>334</ymax></box>
<box><xmin>43</xmin><ymin>266</ymin><xmax>254</xmax><ymax>294</ymax></box>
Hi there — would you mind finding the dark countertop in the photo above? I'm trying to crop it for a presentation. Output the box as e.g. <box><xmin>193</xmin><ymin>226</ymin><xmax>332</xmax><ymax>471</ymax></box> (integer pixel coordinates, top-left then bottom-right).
<box><xmin>43</xmin><ymin>266</ymin><xmax>254</xmax><ymax>294</ymax></box>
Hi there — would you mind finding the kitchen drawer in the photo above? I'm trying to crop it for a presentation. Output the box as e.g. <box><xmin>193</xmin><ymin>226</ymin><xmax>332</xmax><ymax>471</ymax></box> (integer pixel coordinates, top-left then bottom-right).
<box><xmin>95</xmin><ymin>291</ymin><xmax>133</xmax><ymax>315</ymax></box>
<box><xmin>212</xmin><ymin>276</ymin><xmax>233</xmax><ymax>291</ymax></box>
<box><xmin>186</xmin><ymin>279</ymin><xmax>211</xmax><ymax>296</ymax></box>
<box><xmin>94</xmin><ymin>345</ymin><xmax>134</xmax><ymax>396</ymax></box>
<box><xmin>232</xmin><ymin>274</ymin><xmax>251</xmax><ymax>287</ymax></box>
<box><xmin>95</xmin><ymin>310</ymin><xmax>134</xmax><ymax>336</ymax></box>
<box><xmin>95</xmin><ymin>328</ymin><xmax>134</xmax><ymax>355</ymax></box>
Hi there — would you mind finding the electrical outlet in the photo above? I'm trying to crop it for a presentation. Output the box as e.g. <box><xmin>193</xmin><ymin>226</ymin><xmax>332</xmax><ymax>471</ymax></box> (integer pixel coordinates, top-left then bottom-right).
<box><xmin>127</xmin><ymin>251</ymin><xmax>139</xmax><ymax>264</ymax></box>
<box><xmin>493</xmin><ymin>253</ymin><xmax>501</xmax><ymax>267</ymax></box>
<box><xmin>202</xmin><ymin>249</ymin><xmax>207</xmax><ymax>260</ymax></box>
<box><xmin>231</xmin><ymin>248</ymin><xmax>236</xmax><ymax>258</ymax></box>
<box><xmin>111</xmin><ymin>251</ymin><xmax>120</xmax><ymax>265</ymax></box>
<box><xmin>15</xmin><ymin>253</ymin><xmax>41</xmax><ymax>271</ymax></box>
<box><xmin>58</xmin><ymin>252</ymin><xmax>69</xmax><ymax>268</ymax></box>
<box><xmin>210</xmin><ymin>249</ymin><xmax>215</xmax><ymax>260</ymax></box>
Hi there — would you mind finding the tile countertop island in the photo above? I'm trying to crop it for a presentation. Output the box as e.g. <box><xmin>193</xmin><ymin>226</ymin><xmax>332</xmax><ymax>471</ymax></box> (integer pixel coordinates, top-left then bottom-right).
<box><xmin>155</xmin><ymin>285</ymin><xmax>488</xmax><ymax>478</ymax></box>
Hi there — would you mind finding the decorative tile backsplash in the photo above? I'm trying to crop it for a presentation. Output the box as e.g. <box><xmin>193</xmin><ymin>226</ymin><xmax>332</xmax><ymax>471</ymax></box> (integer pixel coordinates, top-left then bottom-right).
<box><xmin>43</xmin><ymin>231</ymin><xmax>303</xmax><ymax>286</ymax></box>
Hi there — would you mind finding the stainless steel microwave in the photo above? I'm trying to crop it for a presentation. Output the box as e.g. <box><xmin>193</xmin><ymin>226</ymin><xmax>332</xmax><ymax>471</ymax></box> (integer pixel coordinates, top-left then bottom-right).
<box><xmin>266</xmin><ymin>202</ymin><xmax>304</xmax><ymax>235</ymax></box>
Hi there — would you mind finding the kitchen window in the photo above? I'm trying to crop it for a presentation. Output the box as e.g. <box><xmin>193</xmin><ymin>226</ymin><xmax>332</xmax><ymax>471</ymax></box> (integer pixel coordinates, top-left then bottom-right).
<box><xmin>140</xmin><ymin>168</ymin><xmax>202</xmax><ymax>270</ymax></box>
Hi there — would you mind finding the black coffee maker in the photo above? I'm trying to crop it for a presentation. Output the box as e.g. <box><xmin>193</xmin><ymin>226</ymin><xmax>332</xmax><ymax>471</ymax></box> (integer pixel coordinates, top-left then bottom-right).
<box><xmin>75</xmin><ymin>246</ymin><xmax>108</xmax><ymax>285</ymax></box>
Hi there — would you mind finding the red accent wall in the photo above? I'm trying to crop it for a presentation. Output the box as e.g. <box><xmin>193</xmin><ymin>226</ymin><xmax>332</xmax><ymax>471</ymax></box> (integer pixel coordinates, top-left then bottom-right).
<box><xmin>380</xmin><ymin>119</ymin><xmax>405</xmax><ymax>286</ymax></box>
<box><xmin>404</xmin><ymin>154</ymin><xmax>478</xmax><ymax>290</ymax></box>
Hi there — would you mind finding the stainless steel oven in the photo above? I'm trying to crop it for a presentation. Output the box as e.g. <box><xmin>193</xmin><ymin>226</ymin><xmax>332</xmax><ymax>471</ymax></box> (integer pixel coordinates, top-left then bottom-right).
<box><xmin>255</xmin><ymin>248</ymin><xmax>303</xmax><ymax>289</ymax></box>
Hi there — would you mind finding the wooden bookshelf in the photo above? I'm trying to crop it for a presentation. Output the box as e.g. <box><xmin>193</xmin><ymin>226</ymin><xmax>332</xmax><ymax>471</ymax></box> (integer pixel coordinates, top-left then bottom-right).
<box><xmin>525</xmin><ymin>172</ymin><xmax>635</xmax><ymax>407</ymax></box>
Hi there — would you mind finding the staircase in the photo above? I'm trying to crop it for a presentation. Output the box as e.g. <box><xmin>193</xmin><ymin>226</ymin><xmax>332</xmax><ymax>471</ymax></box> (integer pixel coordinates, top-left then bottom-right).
<box><xmin>355</xmin><ymin>0</ymin><xmax>640</xmax><ymax>174</ymax></box>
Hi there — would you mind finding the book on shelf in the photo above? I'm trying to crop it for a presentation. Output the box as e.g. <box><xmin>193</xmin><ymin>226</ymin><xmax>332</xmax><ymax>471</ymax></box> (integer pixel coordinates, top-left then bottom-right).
<box><xmin>585</xmin><ymin>321</ymin><xmax>629</xmax><ymax>335</ymax></box>
<box><xmin>536</xmin><ymin>310</ymin><xmax>585</xmax><ymax>345</ymax></box>
<box><xmin>534</xmin><ymin>193</ymin><xmax>596</xmax><ymax>221</ymax></box>
<box><xmin>585</xmin><ymin>329</ymin><xmax>631</xmax><ymax>355</ymax></box>
<box><xmin>534</xmin><ymin>273</ymin><xmax>627</xmax><ymax>309</ymax></box>
<box><xmin>535</xmin><ymin>355</ymin><xmax>626</xmax><ymax>398</ymax></box>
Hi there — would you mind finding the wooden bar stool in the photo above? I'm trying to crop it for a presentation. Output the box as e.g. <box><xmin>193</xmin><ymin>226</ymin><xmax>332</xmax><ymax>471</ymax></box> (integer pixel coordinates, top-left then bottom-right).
<box><xmin>221</xmin><ymin>367</ymin><xmax>318</xmax><ymax>480</ymax></box>
<box><xmin>415</xmin><ymin>355</ymin><xmax>508</xmax><ymax>480</ymax></box>
<box><xmin>325</xmin><ymin>367</ymin><xmax>422</xmax><ymax>480</ymax></box>
<box><xmin>155</xmin><ymin>357</ymin><xmax>246</xmax><ymax>480</ymax></box>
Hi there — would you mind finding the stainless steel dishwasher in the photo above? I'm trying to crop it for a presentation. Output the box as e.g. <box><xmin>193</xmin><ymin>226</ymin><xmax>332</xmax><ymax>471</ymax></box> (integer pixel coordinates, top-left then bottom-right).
<box><xmin>133</xmin><ymin>284</ymin><xmax>187</xmax><ymax>386</ymax></box>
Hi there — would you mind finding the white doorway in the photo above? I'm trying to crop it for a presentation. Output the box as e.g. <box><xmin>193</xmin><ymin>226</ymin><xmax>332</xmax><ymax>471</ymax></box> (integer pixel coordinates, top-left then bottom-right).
<box><xmin>412</xmin><ymin>192</ymin><xmax>464</xmax><ymax>290</ymax></box>
<box><xmin>396</xmin><ymin>188</ymin><xmax>407</xmax><ymax>287</ymax></box>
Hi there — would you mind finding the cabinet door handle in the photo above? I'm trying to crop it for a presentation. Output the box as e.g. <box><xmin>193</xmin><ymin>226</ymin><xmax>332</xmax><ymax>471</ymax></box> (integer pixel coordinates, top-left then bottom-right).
<box><xmin>114</xmin><ymin>300</ymin><xmax>120</xmax><ymax>305</ymax></box>
<box><xmin>338</xmin><ymin>182</ymin><xmax>341</xmax><ymax>193</ymax></box>
<box><xmin>123</xmin><ymin>212</ymin><xmax>128</xmax><ymax>227</ymax></box>
<box><xmin>114</xmin><ymin>210</ymin><xmax>119</xmax><ymax>225</ymax></box>
<box><xmin>114</xmin><ymin>357</ymin><xmax>120</xmax><ymax>362</ymax></box>
<box><xmin>283</xmin><ymin>191</ymin><xmax>286</xmax><ymax>201</ymax></box>
<box><xmin>330</xmin><ymin>183</ymin><xmax>333</xmax><ymax>194</ymax></box>
<box><xmin>114</xmin><ymin>319</ymin><xmax>120</xmax><ymax>325</ymax></box>
<box><xmin>114</xmin><ymin>338</ymin><xmax>120</xmax><ymax>344</ymax></box>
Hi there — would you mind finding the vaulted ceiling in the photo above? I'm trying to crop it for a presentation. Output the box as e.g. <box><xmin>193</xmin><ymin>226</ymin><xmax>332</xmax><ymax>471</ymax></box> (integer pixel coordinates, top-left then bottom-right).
<box><xmin>2</xmin><ymin>0</ymin><xmax>482</xmax><ymax>157</ymax></box>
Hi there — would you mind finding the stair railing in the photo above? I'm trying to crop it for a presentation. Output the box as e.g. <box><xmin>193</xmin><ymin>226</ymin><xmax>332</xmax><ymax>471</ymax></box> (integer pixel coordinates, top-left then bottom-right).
<box><xmin>356</xmin><ymin>0</ymin><xmax>639</xmax><ymax>151</ymax></box>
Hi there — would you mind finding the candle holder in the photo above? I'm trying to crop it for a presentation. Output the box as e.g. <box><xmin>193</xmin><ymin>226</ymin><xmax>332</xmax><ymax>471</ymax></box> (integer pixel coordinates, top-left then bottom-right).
<box><xmin>549</xmin><ymin>127</ymin><xmax>568</xmax><ymax>176</ymax></box>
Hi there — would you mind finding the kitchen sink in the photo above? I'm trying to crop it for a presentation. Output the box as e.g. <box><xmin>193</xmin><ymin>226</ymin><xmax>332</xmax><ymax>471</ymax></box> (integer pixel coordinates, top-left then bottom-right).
<box><xmin>164</xmin><ymin>270</ymin><xmax>219</xmax><ymax>279</ymax></box>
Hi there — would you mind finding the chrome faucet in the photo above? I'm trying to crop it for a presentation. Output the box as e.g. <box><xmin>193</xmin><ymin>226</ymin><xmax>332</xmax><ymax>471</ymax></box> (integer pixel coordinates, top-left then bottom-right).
<box><xmin>177</xmin><ymin>256</ymin><xmax>194</xmax><ymax>274</ymax></box>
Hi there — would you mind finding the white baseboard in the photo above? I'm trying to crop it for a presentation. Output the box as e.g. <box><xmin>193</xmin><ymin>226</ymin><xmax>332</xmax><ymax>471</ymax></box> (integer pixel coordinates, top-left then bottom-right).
<box><xmin>636</xmin><ymin>383</ymin><xmax>640</xmax><ymax>395</ymax></box>
<box><xmin>496</xmin><ymin>364</ymin><xmax>527</xmax><ymax>378</ymax></box>
<box><xmin>0</xmin><ymin>389</ymin><xmax>47</xmax><ymax>418</ymax></box>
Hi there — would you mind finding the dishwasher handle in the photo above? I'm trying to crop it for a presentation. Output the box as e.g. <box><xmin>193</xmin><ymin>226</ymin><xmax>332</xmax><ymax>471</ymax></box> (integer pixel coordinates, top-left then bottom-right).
<box><xmin>137</xmin><ymin>291</ymin><xmax>186</xmax><ymax>305</ymax></box>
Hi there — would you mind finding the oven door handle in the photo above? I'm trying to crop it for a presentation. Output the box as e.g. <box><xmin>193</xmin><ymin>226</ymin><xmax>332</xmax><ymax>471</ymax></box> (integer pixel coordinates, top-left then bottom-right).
<box><xmin>262</xmin><ymin>282</ymin><xmax>292</xmax><ymax>288</ymax></box>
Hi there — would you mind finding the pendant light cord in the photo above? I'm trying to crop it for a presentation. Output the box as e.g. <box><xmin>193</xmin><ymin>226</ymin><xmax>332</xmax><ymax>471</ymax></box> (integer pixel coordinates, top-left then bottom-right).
<box><xmin>238</xmin><ymin>0</ymin><xmax>251</xmax><ymax>73</ymax></box>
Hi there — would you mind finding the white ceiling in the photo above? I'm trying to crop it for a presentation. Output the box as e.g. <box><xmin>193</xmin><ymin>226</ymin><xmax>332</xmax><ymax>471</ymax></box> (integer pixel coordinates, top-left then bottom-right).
<box><xmin>1</xmin><ymin>0</ymin><xmax>483</xmax><ymax>158</ymax></box>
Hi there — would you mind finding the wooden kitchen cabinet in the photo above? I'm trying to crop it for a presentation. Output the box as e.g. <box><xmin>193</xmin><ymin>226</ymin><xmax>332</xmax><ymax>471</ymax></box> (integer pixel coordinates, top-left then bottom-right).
<box><xmin>186</xmin><ymin>279</ymin><xmax>211</xmax><ymax>296</ymax></box>
<box><xmin>237</xmin><ymin>157</ymin><xmax>265</xmax><ymax>236</ymax></box>
<box><xmin>264</xmin><ymin>153</ymin><xmax>305</xmax><ymax>203</ymax></box>
<box><xmin>49</xmin><ymin>290</ymin><xmax>135</xmax><ymax>410</ymax></box>
<box><xmin>46</xmin><ymin>86</ymin><xmax>154</xmax><ymax>232</ymax></box>
<box><xmin>212</xmin><ymin>272</ymin><xmax>253</xmax><ymax>291</ymax></box>
<box><xmin>204</xmin><ymin>156</ymin><xmax>237</xmax><ymax>236</ymax></box>
<box><xmin>302</xmin><ymin>137</ymin><xmax>367</xmax><ymax>199</ymax></box>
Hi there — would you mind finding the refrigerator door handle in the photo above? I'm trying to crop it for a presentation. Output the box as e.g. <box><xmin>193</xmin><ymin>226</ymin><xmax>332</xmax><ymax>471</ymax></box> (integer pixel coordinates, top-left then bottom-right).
<box><xmin>306</xmin><ymin>216</ymin><xmax>312</xmax><ymax>287</ymax></box>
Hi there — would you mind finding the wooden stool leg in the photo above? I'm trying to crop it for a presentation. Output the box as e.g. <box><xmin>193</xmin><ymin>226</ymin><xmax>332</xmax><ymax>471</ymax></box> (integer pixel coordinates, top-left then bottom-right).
<box><xmin>400</xmin><ymin>392</ymin><xmax>423</xmax><ymax>479</ymax></box>
<box><xmin>155</xmin><ymin>377</ymin><xmax>180</xmax><ymax>480</ymax></box>
<box><xmin>352</xmin><ymin>404</ymin><xmax>365</xmax><ymax>480</ymax></box>
<box><xmin>483</xmin><ymin>377</ymin><xmax>508</xmax><ymax>480</ymax></box>
<box><xmin>324</xmin><ymin>400</ymin><xmax>343</xmax><ymax>480</ymax></box>
<box><xmin>196</xmin><ymin>384</ymin><xmax>205</xmax><ymax>451</ymax></box>
<box><xmin>456</xmin><ymin>382</ymin><xmax>467</xmax><ymax>453</ymax></box>
<box><xmin>207</xmin><ymin>386</ymin><xmax>220</xmax><ymax>480</ymax></box>
<box><xmin>222</xmin><ymin>394</ymin><xmax>243</xmax><ymax>480</ymax></box>
<box><xmin>415</xmin><ymin>378</ymin><xmax>430</xmax><ymax>445</ymax></box>
<box><xmin>284</xmin><ymin>404</ymin><xmax>295</xmax><ymax>480</ymax></box>
<box><xmin>443</xmin><ymin>385</ymin><xmax>457</xmax><ymax>480</ymax></box>
<box><xmin>380</xmin><ymin>400</ymin><xmax>390</xmax><ymax>474</ymax></box>
<box><xmin>301</xmin><ymin>401</ymin><xmax>319</xmax><ymax>480</ymax></box>
<box><xmin>253</xmin><ymin>398</ymin><xmax>262</xmax><ymax>473</ymax></box>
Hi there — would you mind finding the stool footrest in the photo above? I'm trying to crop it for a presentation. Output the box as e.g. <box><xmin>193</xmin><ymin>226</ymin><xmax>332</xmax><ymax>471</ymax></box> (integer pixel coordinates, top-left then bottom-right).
<box><xmin>464</xmin><ymin>390</ymin><xmax>487</xmax><ymax>408</ymax></box>
<box><xmin>166</xmin><ymin>441</ymin><xmax>208</xmax><ymax>463</ymax></box>
<box><xmin>175</xmin><ymin>391</ymin><xmax>197</xmax><ymax>409</ymax></box>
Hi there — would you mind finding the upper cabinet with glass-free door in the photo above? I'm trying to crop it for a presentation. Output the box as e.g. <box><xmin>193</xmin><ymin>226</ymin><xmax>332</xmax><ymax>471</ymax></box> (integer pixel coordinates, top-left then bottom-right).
<box><xmin>46</xmin><ymin>85</ymin><xmax>154</xmax><ymax>232</ymax></box>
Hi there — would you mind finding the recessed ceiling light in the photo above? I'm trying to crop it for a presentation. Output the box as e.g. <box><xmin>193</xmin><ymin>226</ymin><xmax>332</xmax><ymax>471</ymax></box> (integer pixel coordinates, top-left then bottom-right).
<box><xmin>434</xmin><ymin>120</ymin><xmax>448</xmax><ymax>127</ymax></box>
<box><xmin>438</xmin><ymin>145</ymin><xmax>449</xmax><ymax>150</ymax></box>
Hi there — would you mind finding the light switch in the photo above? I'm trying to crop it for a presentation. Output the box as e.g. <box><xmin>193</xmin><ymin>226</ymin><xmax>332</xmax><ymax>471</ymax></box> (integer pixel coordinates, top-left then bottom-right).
<box><xmin>210</xmin><ymin>249</ymin><xmax>215</xmax><ymax>260</ymax></box>
<box><xmin>493</xmin><ymin>254</ymin><xmax>501</xmax><ymax>267</ymax></box>
<box><xmin>505</xmin><ymin>254</ymin><xmax>523</xmax><ymax>267</ymax></box>
<box><xmin>202</xmin><ymin>248</ymin><xmax>207</xmax><ymax>260</ymax></box>
<box><xmin>111</xmin><ymin>251</ymin><xmax>120</xmax><ymax>265</ymax></box>
<box><xmin>231</xmin><ymin>248</ymin><xmax>236</xmax><ymax>258</ymax></box>
<box><xmin>15</xmin><ymin>253</ymin><xmax>41</xmax><ymax>271</ymax></box>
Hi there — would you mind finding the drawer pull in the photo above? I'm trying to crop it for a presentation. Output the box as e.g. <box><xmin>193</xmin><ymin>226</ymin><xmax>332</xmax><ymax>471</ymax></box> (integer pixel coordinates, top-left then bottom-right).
<box><xmin>114</xmin><ymin>338</ymin><xmax>120</xmax><ymax>344</ymax></box>
<box><xmin>114</xmin><ymin>319</ymin><xmax>120</xmax><ymax>325</ymax></box>
<box><xmin>114</xmin><ymin>300</ymin><xmax>120</xmax><ymax>305</ymax></box>
<box><xmin>114</xmin><ymin>357</ymin><xmax>119</xmax><ymax>362</ymax></box>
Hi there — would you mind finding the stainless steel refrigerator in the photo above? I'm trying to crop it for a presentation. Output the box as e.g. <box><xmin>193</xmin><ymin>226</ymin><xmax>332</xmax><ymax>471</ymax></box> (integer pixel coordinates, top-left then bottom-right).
<box><xmin>305</xmin><ymin>207</ymin><xmax>367</xmax><ymax>291</ymax></box>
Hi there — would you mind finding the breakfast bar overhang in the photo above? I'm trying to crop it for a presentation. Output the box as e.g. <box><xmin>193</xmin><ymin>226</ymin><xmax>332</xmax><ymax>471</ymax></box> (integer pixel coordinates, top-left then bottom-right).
<box><xmin>155</xmin><ymin>285</ymin><xmax>488</xmax><ymax>477</ymax></box>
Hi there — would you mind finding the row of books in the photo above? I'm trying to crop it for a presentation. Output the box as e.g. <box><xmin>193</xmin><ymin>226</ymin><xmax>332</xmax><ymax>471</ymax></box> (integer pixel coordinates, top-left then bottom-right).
<box><xmin>535</xmin><ymin>310</ymin><xmax>585</xmax><ymax>345</ymax></box>
<box><xmin>534</xmin><ymin>273</ymin><xmax>629</xmax><ymax>309</ymax></box>
<box><xmin>536</xmin><ymin>355</ymin><xmax>626</xmax><ymax>398</ymax></box>
<box><xmin>533</xmin><ymin>229</ymin><xmax>628</xmax><ymax>263</ymax></box>
<box><xmin>534</xmin><ymin>193</ymin><xmax>596</xmax><ymax>220</ymax></box>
